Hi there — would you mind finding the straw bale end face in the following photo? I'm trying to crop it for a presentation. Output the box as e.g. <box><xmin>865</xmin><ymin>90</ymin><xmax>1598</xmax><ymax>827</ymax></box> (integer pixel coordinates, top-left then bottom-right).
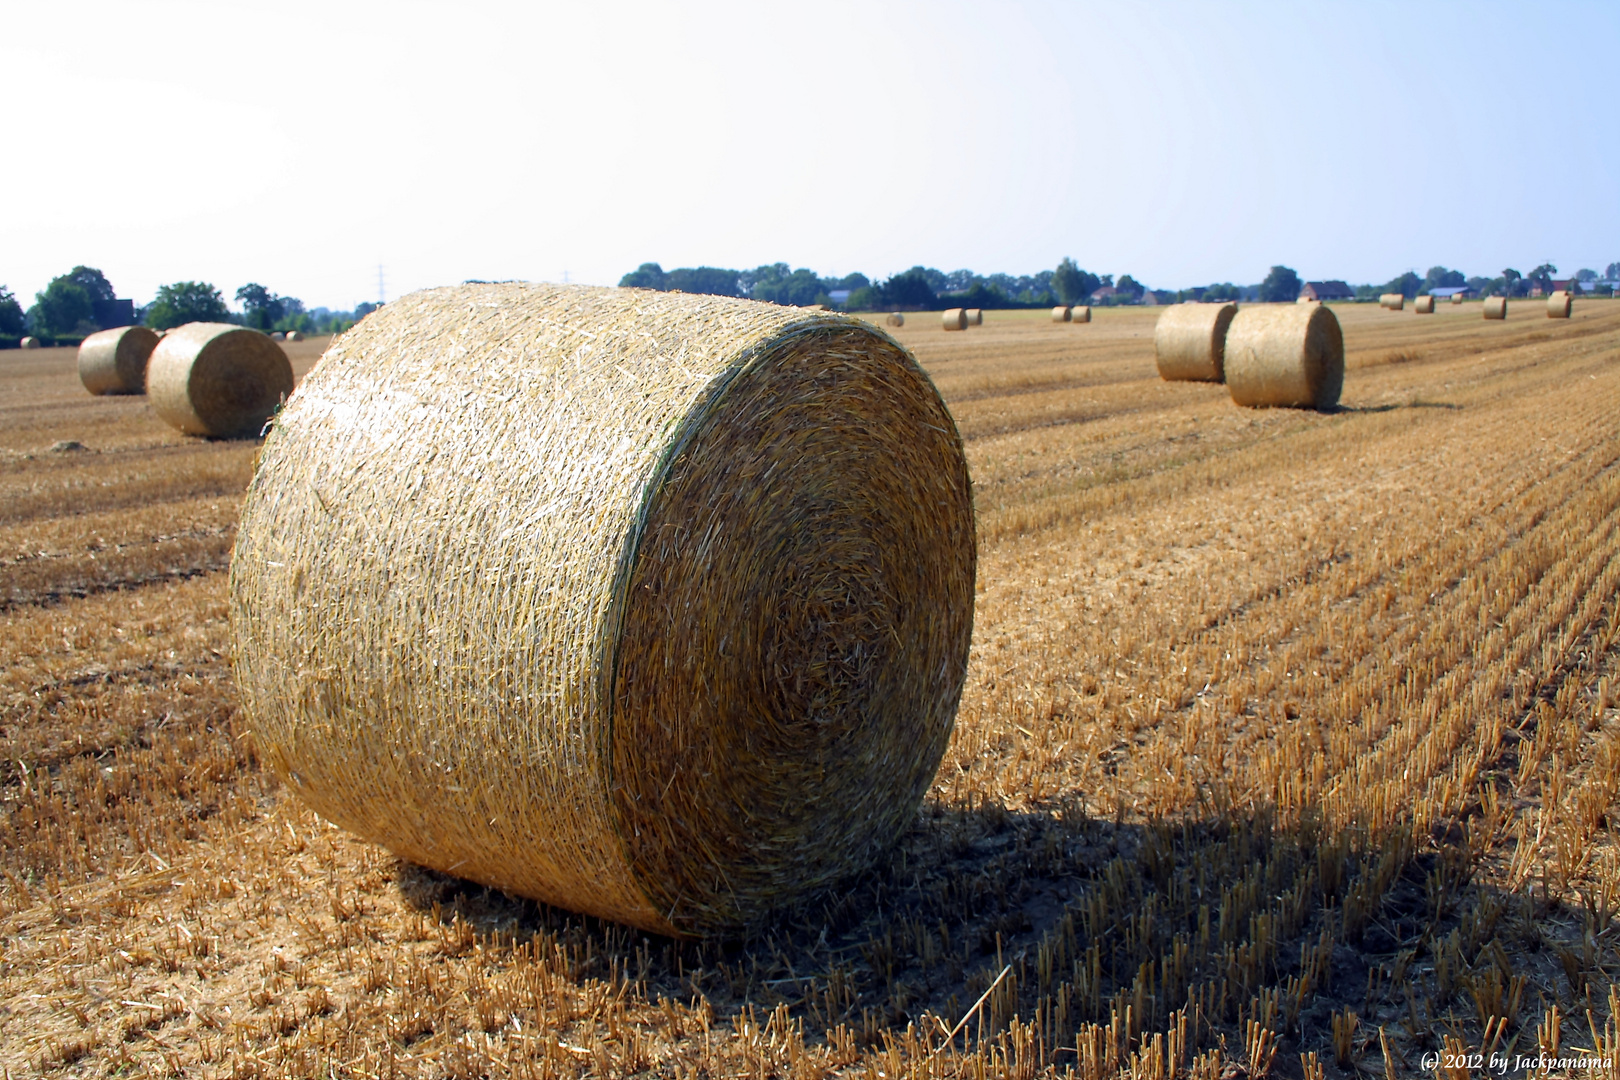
<box><xmin>230</xmin><ymin>283</ymin><xmax>977</xmax><ymax>938</ymax></box>
<box><xmin>147</xmin><ymin>323</ymin><xmax>293</xmax><ymax>438</ymax></box>
<box><xmin>78</xmin><ymin>325</ymin><xmax>159</xmax><ymax>395</ymax></box>
<box><xmin>1223</xmin><ymin>303</ymin><xmax>1344</xmax><ymax>410</ymax></box>
<box><xmin>942</xmin><ymin>307</ymin><xmax>967</xmax><ymax>330</ymax></box>
<box><xmin>1153</xmin><ymin>302</ymin><xmax>1237</xmax><ymax>383</ymax></box>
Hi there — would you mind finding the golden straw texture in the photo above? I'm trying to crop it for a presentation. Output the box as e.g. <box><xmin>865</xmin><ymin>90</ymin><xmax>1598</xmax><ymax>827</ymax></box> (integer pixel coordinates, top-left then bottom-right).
<box><xmin>942</xmin><ymin>308</ymin><xmax>966</xmax><ymax>331</ymax></box>
<box><xmin>1484</xmin><ymin>296</ymin><xmax>1508</xmax><ymax>320</ymax></box>
<box><xmin>78</xmin><ymin>325</ymin><xmax>159</xmax><ymax>395</ymax></box>
<box><xmin>1546</xmin><ymin>291</ymin><xmax>1572</xmax><ymax>318</ymax></box>
<box><xmin>1072</xmin><ymin>305</ymin><xmax>1091</xmax><ymax>323</ymax></box>
<box><xmin>1414</xmin><ymin>295</ymin><xmax>1435</xmax><ymax>314</ymax></box>
<box><xmin>886</xmin><ymin>312</ymin><xmax>904</xmax><ymax>327</ymax></box>
<box><xmin>1051</xmin><ymin>306</ymin><xmax>1071</xmax><ymax>323</ymax></box>
<box><xmin>148</xmin><ymin>323</ymin><xmax>293</xmax><ymax>438</ymax></box>
<box><xmin>965</xmin><ymin>308</ymin><xmax>982</xmax><ymax>326</ymax></box>
<box><xmin>1224</xmin><ymin>303</ymin><xmax>1344</xmax><ymax>410</ymax></box>
<box><xmin>230</xmin><ymin>283</ymin><xmax>977</xmax><ymax>938</ymax></box>
<box><xmin>1152</xmin><ymin>301</ymin><xmax>1237</xmax><ymax>383</ymax></box>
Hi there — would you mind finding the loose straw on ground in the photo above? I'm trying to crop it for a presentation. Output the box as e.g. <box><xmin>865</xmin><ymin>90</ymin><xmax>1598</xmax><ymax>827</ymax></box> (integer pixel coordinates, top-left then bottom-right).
<box><xmin>78</xmin><ymin>325</ymin><xmax>159</xmax><ymax>395</ymax></box>
<box><xmin>230</xmin><ymin>283</ymin><xmax>977</xmax><ymax>938</ymax></box>
<box><xmin>1153</xmin><ymin>301</ymin><xmax>1237</xmax><ymax>383</ymax></box>
<box><xmin>1224</xmin><ymin>302</ymin><xmax>1344</xmax><ymax>410</ymax></box>
<box><xmin>147</xmin><ymin>323</ymin><xmax>293</xmax><ymax>438</ymax></box>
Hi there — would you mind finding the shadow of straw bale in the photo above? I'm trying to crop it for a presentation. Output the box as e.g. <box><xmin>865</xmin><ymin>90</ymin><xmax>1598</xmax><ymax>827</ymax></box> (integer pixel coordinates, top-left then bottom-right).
<box><xmin>395</xmin><ymin>791</ymin><xmax>1619</xmax><ymax>1071</ymax></box>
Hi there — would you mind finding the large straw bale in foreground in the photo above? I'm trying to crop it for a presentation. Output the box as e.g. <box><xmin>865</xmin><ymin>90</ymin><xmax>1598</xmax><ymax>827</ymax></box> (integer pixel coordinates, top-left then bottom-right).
<box><xmin>1224</xmin><ymin>303</ymin><xmax>1344</xmax><ymax>410</ymax></box>
<box><xmin>1153</xmin><ymin>301</ymin><xmax>1237</xmax><ymax>382</ymax></box>
<box><xmin>148</xmin><ymin>324</ymin><xmax>293</xmax><ymax>438</ymax></box>
<box><xmin>942</xmin><ymin>307</ymin><xmax>966</xmax><ymax>330</ymax></box>
<box><xmin>1547</xmin><ymin>291</ymin><xmax>1572</xmax><ymax>318</ymax></box>
<box><xmin>230</xmin><ymin>283</ymin><xmax>977</xmax><ymax>937</ymax></box>
<box><xmin>1413</xmin><ymin>295</ymin><xmax>1435</xmax><ymax>314</ymax></box>
<box><xmin>1484</xmin><ymin>296</ymin><xmax>1507</xmax><ymax>320</ymax></box>
<box><xmin>78</xmin><ymin>325</ymin><xmax>159</xmax><ymax>395</ymax></box>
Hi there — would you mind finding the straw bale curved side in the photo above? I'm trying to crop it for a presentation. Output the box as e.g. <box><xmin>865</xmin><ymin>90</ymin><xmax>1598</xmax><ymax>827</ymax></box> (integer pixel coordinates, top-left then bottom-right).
<box><xmin>1153</xmin><ymin>302</ymin><xmax>1237</xmax><ymax>383</ymax></box>
<box><xmin>1072</xmin><ymin>305</ymin><xmax>1091</xmax><ymax>323</ymax></box>
<box><xmin>1414</xmin><ymin>295</ymin><xmax>1435</xmax><ymax>314</ymax></box>
<box><xmin>1052</xmin><ymin>306</ymin><xmax>1071</xmax><ymax>323</ymax></box>
<box><xmin>19</xmin><ymin>336</ymin><xmax>39</xmax><ymax>349</ymax></box>
<box><xmin>1483</xmin><ymin>296</ymin><xmax>1508</xmax><ymax>320</ymax></box>
<box><xmin>1224</xmin><ymin>303</ymin><xmax>1344</xmax><ymax>410</ymax></box>
<box><xmin>965</xmin><ymin>308</ymin><xmax>982</xmax><ymax>326</ymax></box>
<box><xmin>147</xmin><ymin>323</ymin><xmax>293</xmax><ymax>438</ymax></box>
<box><xmin>230</xmin><ymin>283</ymin><xmax>976</xmax><ymax>938</ymax></box>
<box><xmin>1546</xmin><ymin>291</ymin><xmax>1572</xmax><ymax>318</ymax></box>
<box><xmin>886</xmin><ymin>312</ymin><xmax>904</xmax><ymax>327</ymax></box>
<box><xmin>943</xmin><ymin>308</ymin><xmax>966</xmax><ymax>331</ymax></box>
<box><xmin>78</xmin><ymin>326</ymin><xmax>159</xmax><ymax>395</ymax></box>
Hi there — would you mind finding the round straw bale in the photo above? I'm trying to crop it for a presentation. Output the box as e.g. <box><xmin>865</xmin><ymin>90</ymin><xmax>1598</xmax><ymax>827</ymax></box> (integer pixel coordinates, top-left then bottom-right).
<box><xmin>270</xmin><ymin>331</ymin><xmax>286</xmax><ymax>341</ymax></box>
<box><xmin>1153</xmin><ymin>301</ymin><xmax>1237</xmax><ymax>383</ymax></box>
<box><xmin>1483</xmin><ymin>296</ymin><xmax>1508</xmax><ymax>320</ymax></box>
<box><xmin>1052</xmin><ymin>306</ymin><xmax>1071</xmax><ymax>323</ymax></box>
<box><xmin>147</xmin><ymin>323</ymin><xmax>293</xmax><ymax>438</ymax></box>
<box><xmin>19</xmin><ymin>336</ymin><xmax>39</xmax><ymax>349</ymax></box>
<box><xmin>942</xmin><ymin>307</ymin><xmax>967</xmax><ymax>331</ymax></box>
<box><xmin>1072</xmin><ymin>305</ymin><xmax>1091</xmax><ymax>323</ymax></box>
<box><xmin>886</xmin><ymin>312</ymin><xmax>904</xmax><ymax>327</ymax></box>
<box><xmin>1451</xmin><ymin>293</ymin><xmax>1464</xmax><ymax>304</ymax></box>
<box><xmin>230</xmin><ymin>283</ymin><xmax>976</xmax><ymax>937</ymax></box>
<box><xmin>965</xmin><ymin>308</ymin><xmax>982</xmax><ymax>326</ymax></box>
<box><xmin>286</xmin><ymin>330</ymin><xmax>305</xmax><ymax>342</ymax></box>
<box><xmin>1546</xmin><ymin>290</ymin><xmax>1572</xmax><ymax>318</ymax></box>
<box><xmin>1387</xmin><ymin>294</ymin><xmax>1405</xmax><ymax>311</ymax></box>
<box><xmin>1414</xmin><ymin>295</ymin><xmax>1435</xmax><ymax>314</ymax></box>
<box><xmin>1223</xmin><ymin>303</ymin><xmax>1344</xmax><ymax>410</ymax></box>
<box><xmin>77</xmin><ymin>325</ymin><xmax>159</xmax><ymax>395</ymax></box>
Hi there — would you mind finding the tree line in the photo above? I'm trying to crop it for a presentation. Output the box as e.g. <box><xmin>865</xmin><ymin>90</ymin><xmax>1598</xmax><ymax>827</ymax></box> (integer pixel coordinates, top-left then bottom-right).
<box><xmin>0</xmin><ymin>267</ymin><xmax>379</xmax><ymax>347</ymax></box>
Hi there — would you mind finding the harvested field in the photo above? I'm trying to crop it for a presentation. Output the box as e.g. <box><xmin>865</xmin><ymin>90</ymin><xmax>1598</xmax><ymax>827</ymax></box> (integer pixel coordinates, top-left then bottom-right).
<box><xmin>2</xmin><ymin>303</ymin><xmax>1620</xmax><ymax>1078</ymax></box>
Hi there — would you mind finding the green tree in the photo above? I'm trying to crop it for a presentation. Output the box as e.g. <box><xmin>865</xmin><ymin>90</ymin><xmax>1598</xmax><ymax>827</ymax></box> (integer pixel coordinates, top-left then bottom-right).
<box><xmin>1052</xmin><ymin>258</ymin><xmax>1091</xmax><ymax>305</ymax></box>
<box><xmin>876</xmin><ymin>268</ymin><xmax>937</xmax><ymax>310</ymax></box>
<box><xmin>1422</xmin><ymin>266</ymin><xmax>1466</xmax><ymax>292</ymax></box>
<box><xmin>0</xmin><ymin>286</ymin><xmax>28</xmax><ymax>336</ymax></box>
<box><xmin>235</xmin><ymin>283</ymin><xmax>287</xmax><ymax>331</ymax></box>
<box><xmin>1525</xmin><ymin>263</ymin><xmax>1557</xmax><ymax>294</ymax></box>
<box><xmin>619</xmin><ymin>263</ymin><xmax>667</xmax><ymax>289</ymax></box>
<box><xmin>1500</xmin><ymin>268</ymin><xmax>1523</xmax><ymax>297</ymax></box>
<box><xmin>145</xmin><ymin>281</ymin><xmax>229</xmax><ymax>330</ymax></box>
<box><xmin>1382</xmin><ymin>271</ymin><xmax>1422</xmax><ymax>299</ymax></box>
<box><xmin>29</xmin><ymin>279</ymin><xmax>95</xmax><ymax>336</ymax></box>
<box><xmin>1115</xmin><ymin>274</ymin><xmax>1146</xmax><ymax>302</ymax></box>
<box><xmin>1259</xmin><ymin>265</ymin><xmax>1303</xmax><ymax>303</ymax></box>
<box><xmin>63</xmin><ymin>266</ymin><xmax>116</xmax><ymax>305</ymax></box>
<box><xmin>664</xmin><ymin>266</ymin><xmax>742</xmax><ymax>297</ymax></box>
<box><xmin>1574</xmin><ymin>268</ymin><xmax>1598</xmax><ymax>283</ymax></box>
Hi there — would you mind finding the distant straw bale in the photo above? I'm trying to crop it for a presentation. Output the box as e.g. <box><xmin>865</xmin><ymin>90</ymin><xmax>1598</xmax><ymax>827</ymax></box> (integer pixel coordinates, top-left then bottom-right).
<box><xmin>1072</xmin><ymin>305</ymin><xmax>1091</xmax><ymax>323</ymax></box>
<box><xmin>78</xmin><ymin>326</ymin><xmax>159</xmax><ymax>396</ymax></box>
<box><xmin>270</xmin><ymin>331</ymin><xmax>286</xmax><ymax>341</ymax></box>
<box><xmin>1224</xmin><ymin>303</ymin><xmax>1344</xmax><ymax>410</ymax></box>
<box><xmin>943</xmin><ymin>308</ymin><xmax>967</xmax><ymax>331</ymax></box>
<box><xmin>1451</xmin><ymin>293</ymin><xmax>1464</xmax><ymax>305</ymax></box>
<box><xmin>1382</xmin><ymin>294</ymin><xmax>1405</xmax><ymax>311</ymax></box>
<box><xmin>1546</xmin><ymin>291</ymin><xmax>1572</xmax><ymax>318</ymax></box>
<box><xmin>230</xmin><ymin>283</ymin><xmax>977</xmax><ymax>937</ymax></box>
<box><xmin>965</xmin><ymin>308</ymin><xmax>982</xmax><ymax>326</ymax></box>
<box><xmin>1052</xmin><ymin>306</ymin><xmax>1071</xmax><ymax>323</ymax></box>
<box><xmin>1153</xmin><ymin>301</ymin><xmax>1237</xmax><ymax>383</ymax></box>
<box><xmin>147</xmin><ymin>323</ymin><xmax>293</xmax><ymax>438</ymax></box>
<box><xmin>1483</xmin><ymin>296</ymin><xmax>1508</xmax><ymax>320</ymax></box>
<box><xmin>886</xmin><ymin>312</ymin><xmax>904</xmax><ymax>327</ymax></box>
<box><xmin>1414</xmin><ymin>295</ymin><xmax>1435</xmax><ymax>314</ymax></box>
<box><xmin>285</xmin><ymin>330</ymin><xmax>305</xmax><ymax>342</ymax></box>
<box><xmin>19</xmin><ymin>336</ymin><xmax>39</xmax><ymax>349</ymax></box>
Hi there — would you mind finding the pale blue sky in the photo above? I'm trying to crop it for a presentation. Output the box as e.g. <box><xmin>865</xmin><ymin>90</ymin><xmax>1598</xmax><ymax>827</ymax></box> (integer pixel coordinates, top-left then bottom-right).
<box><xmin>3</xmin><ymin>0</ymin><xmax>1616</xmax><ymax>311</ymax></box>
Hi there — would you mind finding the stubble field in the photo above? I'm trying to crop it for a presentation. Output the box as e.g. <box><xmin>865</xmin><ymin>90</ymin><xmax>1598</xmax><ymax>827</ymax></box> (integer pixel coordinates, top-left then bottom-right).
<box><xmin>1</xmin><ymin>300</ymin><xmax>1618</xmax><ymax>1079</ymax></box>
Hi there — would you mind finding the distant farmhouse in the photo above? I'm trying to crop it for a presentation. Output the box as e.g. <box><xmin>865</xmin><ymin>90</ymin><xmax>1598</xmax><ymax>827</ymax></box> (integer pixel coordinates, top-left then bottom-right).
<box><xmin>1430</xmin><ymin>286</ymin><xmax>1474</xmax><ymax>300</ymax></box>
<box><xmin>1299</xmin><ymin>281</ymin><xmax>1353</xmax><ymax>302</ymax></box>
<box><xmin>1090</xmin><ymin>285</ymin><xmax>1117</xmax><ymax>303</ymax></box>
